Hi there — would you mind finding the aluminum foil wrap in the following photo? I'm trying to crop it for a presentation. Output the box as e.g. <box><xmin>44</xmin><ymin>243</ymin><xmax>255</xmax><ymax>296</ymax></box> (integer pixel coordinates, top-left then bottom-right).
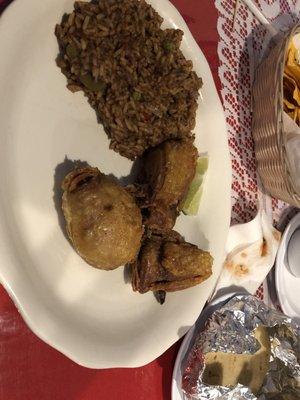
<box><xmin>182</xmin><ymin>294</ymin><xmax>300</xmax><ymax>400</ymax></box>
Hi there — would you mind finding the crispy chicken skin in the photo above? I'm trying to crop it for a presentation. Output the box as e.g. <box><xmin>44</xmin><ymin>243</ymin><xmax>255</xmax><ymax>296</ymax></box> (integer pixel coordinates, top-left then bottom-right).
<box><xmin>62</xmin><ymin>167</ymin><xmax>143</xmax><ymax>270</ymax></box>
<box><xmin>132</xmin><ymin>232</ymin><xmax>213</xmax><ymax>293</ymax></box>
<box><xmin>140</xmin><ymin>139</ymin><xmax>198</xmax><ymax>232</ymax></box>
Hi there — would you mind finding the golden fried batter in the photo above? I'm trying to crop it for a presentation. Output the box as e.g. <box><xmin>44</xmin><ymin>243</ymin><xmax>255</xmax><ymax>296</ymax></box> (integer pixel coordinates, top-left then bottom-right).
<box><xmin>62</xmin><ymin>167</ymin><xmax>143</xmax><ymax>270</ymax></box>
<box><xmin>132</xmin><ymin>232</ymin><xmax>212</xmax><ymax>293</ymax></box>
<box><xmin>141</xmin><ymin>139</ymin><xmax>198</xmax><ymax>232</ymax></box>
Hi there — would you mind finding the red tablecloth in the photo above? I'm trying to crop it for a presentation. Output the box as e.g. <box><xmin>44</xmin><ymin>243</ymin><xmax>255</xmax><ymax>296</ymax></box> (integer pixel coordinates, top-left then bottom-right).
<box><xmin>0</xmin><ymin>1</ymin><xmax>220</xmax><ymax>399</ymax></box>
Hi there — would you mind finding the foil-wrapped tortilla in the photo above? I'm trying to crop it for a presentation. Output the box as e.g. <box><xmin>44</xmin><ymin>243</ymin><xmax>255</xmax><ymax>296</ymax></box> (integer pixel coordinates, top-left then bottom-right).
<box><xmin>182</xmin><ymin>294</ymin><xmax>300</xmax><ymax>400</ymax></box>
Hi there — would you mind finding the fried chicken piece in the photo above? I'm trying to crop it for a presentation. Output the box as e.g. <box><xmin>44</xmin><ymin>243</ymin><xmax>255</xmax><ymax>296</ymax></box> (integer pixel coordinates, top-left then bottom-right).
<box><xmin>140</xmin><ymin>139</ymin><xmax>198</xmax><ymax>233</ymax></box>
<box><xmin>62</xmin><ymin>167</ymin><xmax>143</xmax><ymax>270</ymax></box>
<box><xmin>132</xmin><ymin>232</ymin><xmax>213</xmax><ymax>294</ymax></box>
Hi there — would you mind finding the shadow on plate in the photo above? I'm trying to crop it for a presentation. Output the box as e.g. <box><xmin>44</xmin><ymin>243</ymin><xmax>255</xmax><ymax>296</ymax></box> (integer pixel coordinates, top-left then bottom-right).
<box><xmin>196</xmin><ymin>230</ymin><xmax>209</xmax><ymax>252</ymax></box>
<box><xmin>123</xmin><ymin>263</ymin><xmax>132</xmax><ymax>284</ymax></box>
<box><xmin>0</xmin><ymin>0</ymin><xmax>13</xmax><ymax>14</ymax></box>
<box><xmin>106</xmin><ymin>156</ymin><xmax>143</xmax><ymax>186</ymax></box>
<box><xmin>177</xmin><ymin>326</ymin><xmax>192</xmax><ymax>340</ymax></box>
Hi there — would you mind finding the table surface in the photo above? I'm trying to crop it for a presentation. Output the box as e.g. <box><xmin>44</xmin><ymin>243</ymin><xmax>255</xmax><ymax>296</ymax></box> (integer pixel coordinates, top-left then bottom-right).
<box><xmin>0</xmin><ymin>1</ymin><xmax>220</xmax><ymax>399</ymax></box>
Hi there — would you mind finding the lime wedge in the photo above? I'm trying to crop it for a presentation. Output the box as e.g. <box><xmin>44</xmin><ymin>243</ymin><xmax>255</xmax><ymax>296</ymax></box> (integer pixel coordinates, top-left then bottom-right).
<box><xmin>196</xmin><ymin>156</ymin><xmax>209</xmax><ymax>175</ymax></box>
<box><xmin>182</xmin><ymin>155</ymin><xmax>209</xmax><ymax>216</ymax></box>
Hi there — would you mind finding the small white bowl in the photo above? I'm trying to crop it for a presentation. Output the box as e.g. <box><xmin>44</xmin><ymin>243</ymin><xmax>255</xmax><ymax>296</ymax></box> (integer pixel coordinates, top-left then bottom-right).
<box><xmin>276</xmin><ymin>213</ymin><xmax>300</xmax><ymax>322</ymax></box>
<box><xmin>287</xmin><ymin>228</ymin><xmax>300</xmax><ymax>278</ymax></box>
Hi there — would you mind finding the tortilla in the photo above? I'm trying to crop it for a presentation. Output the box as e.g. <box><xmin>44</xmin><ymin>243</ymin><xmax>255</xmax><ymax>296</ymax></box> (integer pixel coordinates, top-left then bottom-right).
<box><xmin>202</xmin><ymin>326</ymin><xmax>271</xmax><ymax>394</ymax></box>
<box><xmin>283</xmin><ymin>40</ymin><xmax>300</xmax><ymax>125</ymax></box>
<box><xmin>285</xmin><ymin>41</ymin><xmax>300</xmax><ymax>88</ymax></box>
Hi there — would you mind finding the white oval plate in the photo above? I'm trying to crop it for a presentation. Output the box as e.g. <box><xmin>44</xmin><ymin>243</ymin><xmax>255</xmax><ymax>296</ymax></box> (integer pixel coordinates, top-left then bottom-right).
<box><xmin>0</xmin><ymin>0</ymin><xmax>231</xmax><ymax>368</ymax></box>
<box><xmin>275</xmin><ymin>212</ymin><xmax>300</xmax><ymax>324</ymax></box>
